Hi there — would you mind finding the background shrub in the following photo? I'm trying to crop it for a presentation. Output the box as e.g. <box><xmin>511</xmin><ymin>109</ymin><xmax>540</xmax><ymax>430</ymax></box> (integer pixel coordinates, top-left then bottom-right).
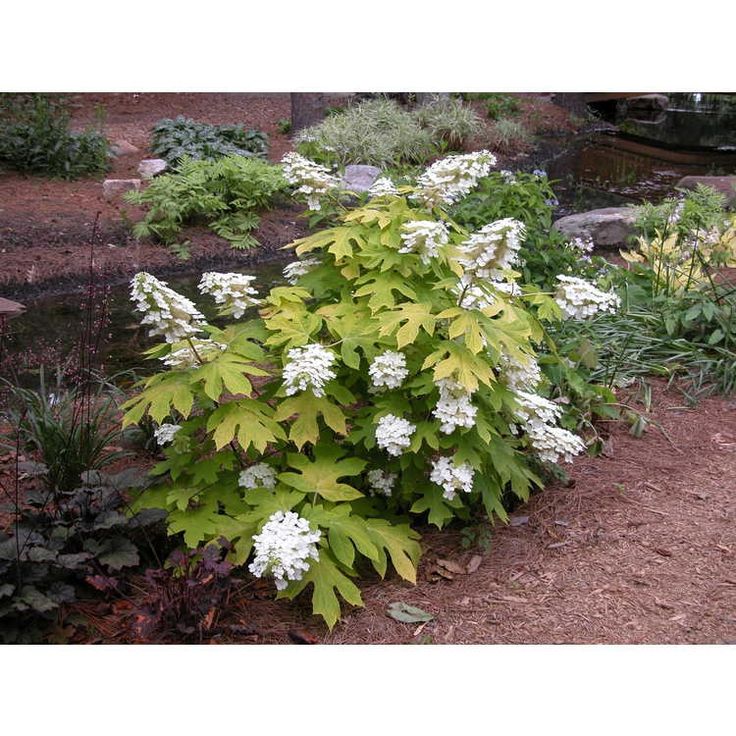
<box><xmin>150</xmin><ymin>116</ymin><xmax>269</xmax><ymax>167</ymax></box>
<box><xmin>0</xmin><ymin>94</ymin><xmax>110</xmax><ymax>179</ymax></box>
<box><xmin>414</xmin><ymin>97</ymin><xmax>483</xmax><ymax>150</ymax></box>
<box><xmin>126</xmin><ymin>155</ymin><xmax>288</xmax><ymax>252</ymax></box>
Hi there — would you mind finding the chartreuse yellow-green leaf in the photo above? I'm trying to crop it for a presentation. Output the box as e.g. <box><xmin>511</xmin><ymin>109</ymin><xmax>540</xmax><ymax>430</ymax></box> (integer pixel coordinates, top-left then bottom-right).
<box><xmin>121</xmin><ymin>373</ymin><xmax>194</xmax><ymax>426</ymax></box>
<box><xmin>206</xmin><ymin>398</ymin><xmax>286</xmax><ymax>453</ymax></box>
<box><xmin>278</xmin><ymin>445</ymin><xmax>365</xmax><ymax>502</ymax></box>
<box><xmin>273</xmin><ymin>393</ymin><xmax>347</xmax><ymax>449</ymax></box>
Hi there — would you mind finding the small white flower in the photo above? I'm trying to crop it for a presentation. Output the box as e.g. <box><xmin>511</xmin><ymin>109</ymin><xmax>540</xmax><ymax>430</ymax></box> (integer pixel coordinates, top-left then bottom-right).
<box><xmin>502</xmin><ymin>354</ymin><xmax>542</xmax><ymax>393</ymax></box>
<box><xmin>413</xmin><ymin>150</ymin><xmax>497</xmax><ymax>208</ymax></box>
<box><xmin>281</xmin><ymin>152</ymin><xmax>341</xmax><ymax>211</ymax></box>
<box><xmin>367</xmin><ymin>469</ymin><xmax>397</xmax><ymax>497</ymax></box>
<box><xmin>283</xmin><ymin>258</ymin><xmax>320</xmax><ymax>285</ymax></box>
<box><xmin>399</xmin><ymin>220</ymin><xmax>449</xmax><ymax>264</ymax></box>
<box><xmin>368</xmin><ymin>351</ymin><xmax>409</xmax><ymax>390</ymax></box>
<box><xmin>239</xmin><ymin>463</ymin><xmax>277</xmax><ymax>490</ymax></box>
<box><xmin>429</xmin><ymin>456</ymin><xmax>475</xmax><ymax>500</ymax></box>
<box><xmin>375</xmin><ymin>414</ymin><xmax>416</xmax><ymax>456</ymax></box>
<box><xmin>248</xmin><ymin>510</ymin><xmax>321</xmax><ymax>591</ymax></box>
<box><xmin>368</xmin><ymin>177</ymin><xmax>399</xmax><ymax>197</ymax></box>
<box><xmin>524</xmin><ymin>422</ymin><xmax>586</xmax><ymax>464</ymax></box>
<box><xmin>513</xmin><ymin>390</ymin><xmax>562</xmax><ymax>426</ymax></box>
<box><xmin>154</xmin><ymin>423</ymin><xmax>181</xmax><ymax>446</ymax></box>
<box><xmin>432</xmin><ymin>378</ymin><xmax>477</xmax><ymax>434</ymax></box>
<box><xmin>198</xmin><ymin>272</ymin><xmax>260</xmax><ymax>318</ymax></box>
<box><xmin>130</xmin><ymin>272</ymin><xmax>206</xmax><ymax>344</ymax></box>
<box><xmin>282</xmin><ymin>344</ymin><xmax>337</xmax><ymax>398</ymax></box>
<box><xmin>554</xmin><ymin>275</ymin><xmax>620</xmax><ymax>320</ymax></box>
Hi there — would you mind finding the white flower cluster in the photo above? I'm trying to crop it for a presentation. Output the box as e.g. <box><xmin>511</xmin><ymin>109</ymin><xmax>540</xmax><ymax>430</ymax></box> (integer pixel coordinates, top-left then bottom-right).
<box><xmin>502</xmin><ymin>354</ymin><xmax>542</xmax><ymax>393</ymax></box>
<box><xmin>248</xmin><ymin>510</ymin><xmax>321</xmax><ymax>591</ymax></box>
<box><xmin>457</xmin><ymin>281</ymin><xmax>496</xmax><ymax>311</ymax></box>
<box><xmin>154</xmin><ymin>423</ymin><xmax>181</xmax><ymax>446</ymax></box>
<box><xmin>368</xmin><ymin>177</ymin><xmax>399</xmax><ymax>197</ymax></box>
<box><xmin>375</xmin><ymin>414</ymin><xmax>416</xmax><ymax>456</ymax></box>
<box><xmin>429</xmin><ymin>456</ymin><xmax>475</xmax><ymax>500</ymax></box>
<box><xmin>500</xmin><ymin>170</ymin><xmax>516</xmax><ymax>184</ymax></box>
<box><xmin>162</xmin><ymin>338</ymin><xmax>227</xmax><ymax>368</ymax></box>
<box><xmin>130</xmin><ymin>272</ymin><xmax>206</xmax><ymax>344</ymax></box>
<box><xmin>281</xmin><ymin>152</ymin><xmax>341</xmax><ymax>211</ymax></box>
<box><xmin>413</xmin><ymin>150</ymin><xmax>497</xmax><ymax>208</ymax></box>
<box><xmin>239</xmin><ymin>463</ymin><xmax>277</xmax><ymax>490</ymax></box>
<box><xmin>399</xmin><ymin>220</ymin><xmax>449</xmax><ymax>264</ymax></box>
<box><xmin>432</xmin><ymin>378</ymin><xmax>477</xmax><ymax>434</ymax></box>
<box><xmin>513</xmin><ymin>390</ymin><xmax>585</xmax><ymax>464</ymax></box>
<box><xmin>367</xmin><ymin>469</ymin><xmax>397</xmax><ymax>497</ymax></box>
<box><xmin>282</xmin><ymin>344</ymin><xmax>336</xmax><ymax>398</ymax></box>
<box><xmin>198</xmin><ymin>272</ymin><xmax>260</xmax><ymax>318</ymax></box>
<box><xmin>368</xmin><ymin>351</ymin><xmax>409</xmax><ymax>390</ymax></box>
<box><xmin>554</xmin><ymin>275</ymin><xmax>621</xmax><ymax>320</ymax></box>
<box><xmin>567</xmin><ymin>236</ymin><xmax>594</xmax><ymax>262</ymax></box>
<box><xmin>458</xmin><ymin>218</ymin><xmax>525</xmax><ymax>273</ymax></box>
<box><xmin>283</xmin><ymin>258</ymin><xmax>320</xmax><ymax>285</ymax></box>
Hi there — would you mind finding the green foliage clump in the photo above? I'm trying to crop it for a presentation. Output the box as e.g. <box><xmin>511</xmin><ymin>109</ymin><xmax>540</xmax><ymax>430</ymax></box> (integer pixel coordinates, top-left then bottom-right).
<box><xmin>122</xmin><ymin>183</ymin><xmax>606</xmax><ymax>628</ymax></box>
<box><xmin>0</xmin><ymin>94</ymin><xmax>110</xmax><ymax>179</ymax></box>
<box><xmin>150</xmin><ymin>116</ymin><xmax>269</xmax><ymax>167</ymax></box>
<box><xmin>414</xmin><ymin>97</ymin><xmax>483</xmax><ymax>149</ymax></box>
<box><xmin>488</xmin><ymin>119</ymin><xmax>531</xmax><ymax>152</ymax></box>
<box><xmin>0</xmin><ymin>468</ymin><xmax>164</xmax><ymax>643</ymax></box>
<box><xmin>126</xmin><ymin>155</ymin><xmax>288</xmax><ymax>252</ymax></box>
<box><xmin>484</xmin><ymin>93</ymin><xmax>521</xmax><ymax>120</ymax></box>
<box><xmin>296</xmin><ymin>98</ymin><xmax>435</xmax><ymax>168</ymax></box>
<box><xmin>1</xmin><ymin>371</ymin><xmax>125</xmax><ymax>493</ymax></box>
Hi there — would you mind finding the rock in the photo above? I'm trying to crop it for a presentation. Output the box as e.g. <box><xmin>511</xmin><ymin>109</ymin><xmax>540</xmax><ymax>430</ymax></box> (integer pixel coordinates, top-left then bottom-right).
<box><xmin>676</xmin><ymin>176</ymin><xmax>736</xmax><ymax>208</ymax></box>
<box><xmin>138</xmin><ymin>158</ymin><xmax>168</xmax><ymax>179</ymax></box>
<box><xmin>102</xmin><ymin>179</ymin><xmax>141</xmax><ymax>202</ymax></box>
<box><xmin>0</xmin><ymin>296</ymin><xmax>26</xmax><ymax>319</ymax></box>
<box><xmin>553</xmin><ymin>207</ymin><xmax>638</xmax><ymax>249</ymax></box>
<box><xmin>341</xmin><ymin>164</ymin><xmax>381</xmax><ymax>192</ymax></box>
<box><xmin>623</xmin><ymin>94</ymin><xmax>669</xmax><ymax>114</ymax></box>
<box><xmin>110</xmin><ymin>139</ymin><xmax>140</xmax><ymax>156</ymax></box>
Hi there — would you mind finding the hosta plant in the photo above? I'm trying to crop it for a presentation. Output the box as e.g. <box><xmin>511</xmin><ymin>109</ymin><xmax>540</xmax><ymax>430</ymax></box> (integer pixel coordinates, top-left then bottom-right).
<box><xmin>122</xmin><ymin>151</ymin><xmax>618</xmax><ymax>628</ymax></box>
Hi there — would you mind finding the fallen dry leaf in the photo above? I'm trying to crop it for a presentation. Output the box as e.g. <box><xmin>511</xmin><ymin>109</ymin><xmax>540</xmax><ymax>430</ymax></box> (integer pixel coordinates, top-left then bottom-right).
<box><xmin>466</xmin><ymin>555</ymin><xmax>482</xmax><ymax>574</ymax></box>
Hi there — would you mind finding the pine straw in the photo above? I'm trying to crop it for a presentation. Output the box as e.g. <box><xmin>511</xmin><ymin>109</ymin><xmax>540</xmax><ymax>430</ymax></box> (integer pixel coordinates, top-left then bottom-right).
<box><xmin>232</xmin><ymin>379</ymin><xmax>736</xmax><ymax>644</ymax></box>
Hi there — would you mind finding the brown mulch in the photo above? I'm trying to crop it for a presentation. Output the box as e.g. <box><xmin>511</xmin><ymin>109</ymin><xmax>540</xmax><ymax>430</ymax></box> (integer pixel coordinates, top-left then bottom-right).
<box><xmin>219</xmin><ymin>380</ymin><xmax>735</xmax><ymax>644</ymax></box>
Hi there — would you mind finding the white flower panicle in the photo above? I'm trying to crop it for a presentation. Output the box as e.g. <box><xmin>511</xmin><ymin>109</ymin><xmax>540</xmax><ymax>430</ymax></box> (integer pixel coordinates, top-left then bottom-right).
<box><xmin>154</xmin><ymin>423</ymin><xmax>181</xmax><ymax>446</ymax></box>
<box><xmin>198</xmin><ymin>272</ymin><xmax>260</xmax><ymax>318</ymax></box>
<box><xmin>239</xmin><ymin>463</ymin><xmax>278</xmax><ymax>490</ymax></box>
<box><xmin>430</xmin><ymin>456</ymin><xmax>475</xmax><ymax>500</ymax></box>
<box><xmin>368</xmin><ymin>177</ymin><xmax>399</xmax><ymax>198</ymax></box>
<box><xmin>281</xmin><ymin>152</ymin><xmax>341</xmax><ymax>211</ymax></box>
<box><xmin>513</xmin><ymin>390</ymin><xmax>562</xmax><ymax>426</ymax></box>
<box><xmin>399</xmin><ymin>220</ymin><xmax>449</xmax><ymax>264</ymax></box>
<box><xmin>413</xmin><ymin>150</ymin><xmax>497</xmax><ymax>207</ymax></box>
<box><xmin>283</xmin><ymin>258</ymin><xmax>320</xmax><ymax>285</ymax></box>
<box><xmin>282</xmin><ymin>343</ymin><xmax>337</xmax><ymax>398</ymax></box>
<box><xmin>554</xmin><ymin>275</ymin><xmax>621</xmax><ymax>320</ymax></box>
<box><xmin>432</xmin><ymin>378</ymin><xmax>477</xmax><ymax>434</ymax></box>
<box><xmin>248</xmin><ymin>511</ymin><xmax>321</xmax><ymax>591</ymax></box>
<box><xmin>512</xmin><ymin>390</ymin><xmax>585</xmax><ymax>464</ymax></box>
<box><xmin>568</xmin><ymin>236</ymin><xmax>594</xmax><ymax>262</ymax></box>
<box><xmin>130</xmin><ymin>272</ymin><xmax>206</xmax><ymax>344</ymax></box>
<box><xmin>525</xmin><ymin>422</ymin><xmax>586</xmax><ymax>464</ymax></box>
<box><xmin>375</xmin><ymin>414</ymin><xmax>416</xmax><ymax>456</ymax></box>
<box><xmin>502</xmin><ymin>354</ymin><xmax>542</xmax><ymax>393</ymax></box>
<box><xmin>162</xmin><ymin>338</ymin><xmax>227</xmax><ymax>368</ymax></box>
<box><xmin>458</xmin><ymin>218</ymin><xmax>525</xmax><ymax>273</ymax></box>
<box><xmin>368</xmin><ymin>351</ymin><xmax>409</xmax><ymax>390</ymax></box>
<box><xmin>367</xmin><ymin>469</ymin><xmax>397</xmax><ymax>497</ymax></box>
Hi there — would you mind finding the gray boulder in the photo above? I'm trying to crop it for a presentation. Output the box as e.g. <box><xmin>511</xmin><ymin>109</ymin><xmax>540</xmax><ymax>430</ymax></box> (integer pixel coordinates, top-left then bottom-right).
<box><xmin>623</xmin><ymin>94</ymin><xmax>669</xmax><ymax>114</ymax></box>
<box><xmin>102</xmin><ymin>179</ymin><xmax>141</xmax><ymax>202</ymax></box>
<box><xmin>110</xmin><ymin>139</ymin><xmax>140</xmax><ymax>157</ymax></box>
<box><xmin>138</xmin><ymin>158</ymin><xmax>168</xmax><ymax>179</ymax></box>
<box><xmin>553</xmin><ymin>207</ymin><xmax>638</xmax><ymax>249</ymax></box>
<box><xmin>342</xmin><ymin>164</ymin><xmax>381</xmax><ymax>192</ymax></box>
<box><xmin>676</xmin><ymin>176</ymin><xmax>736</xmax><ymax>209</ymax></box>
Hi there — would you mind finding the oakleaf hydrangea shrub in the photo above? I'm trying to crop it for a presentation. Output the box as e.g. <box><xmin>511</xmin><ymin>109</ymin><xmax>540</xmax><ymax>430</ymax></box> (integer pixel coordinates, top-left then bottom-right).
<box><xmin>122</xmin><ymin>150</ymin><xmax>620</xmax><ymax>628</ymax></box>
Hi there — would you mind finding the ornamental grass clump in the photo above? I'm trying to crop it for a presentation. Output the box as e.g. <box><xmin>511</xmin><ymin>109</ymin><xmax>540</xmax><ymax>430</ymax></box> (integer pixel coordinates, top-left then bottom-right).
<box><xmin>123</xmin><ymin>151</ymin><xmax>613</xmax><ymax>628</ymax></box>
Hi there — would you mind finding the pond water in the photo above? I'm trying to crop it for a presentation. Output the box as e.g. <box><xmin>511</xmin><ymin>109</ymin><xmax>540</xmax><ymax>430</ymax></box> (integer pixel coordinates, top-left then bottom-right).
<box><xmin>547</xmin><ymin>92</ymin><xmax>736</xmax><ymax>216</ymax></box>
<box><xmin>4</xmin><ymin>93</ymin><xmax>735</xmax><ymax>381</ymax></box>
